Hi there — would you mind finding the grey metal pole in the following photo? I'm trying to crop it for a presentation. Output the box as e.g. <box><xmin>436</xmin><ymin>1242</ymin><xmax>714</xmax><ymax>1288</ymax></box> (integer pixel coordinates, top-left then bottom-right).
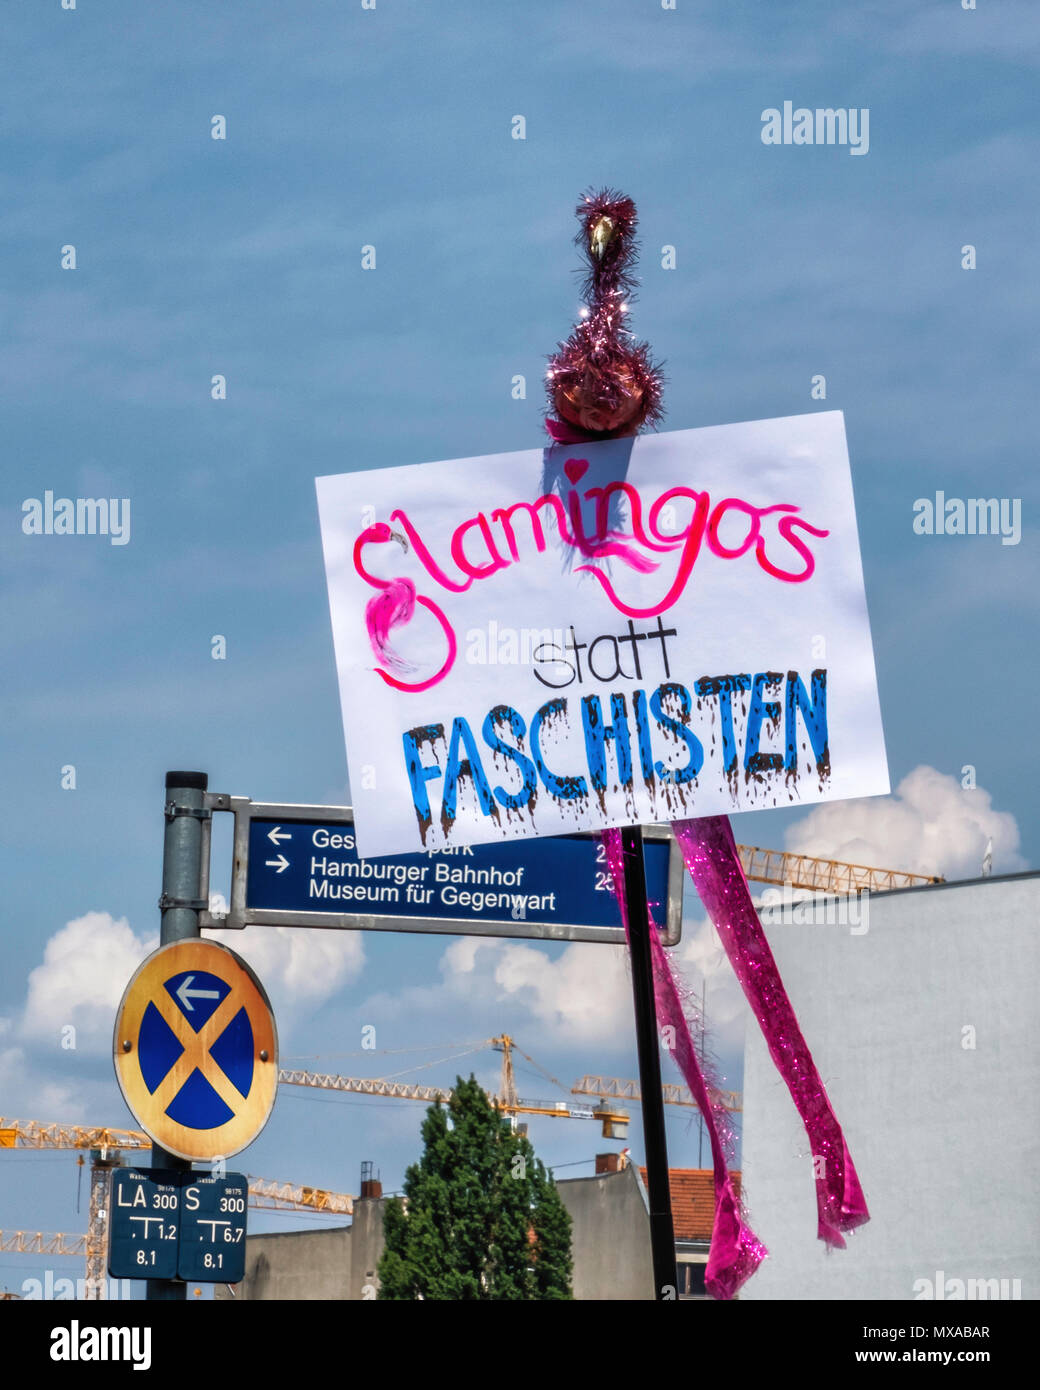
<box><xmin>146</xmin><ymin>770</ymin><xmax>208</xmax><ymax>1302</ymax></box>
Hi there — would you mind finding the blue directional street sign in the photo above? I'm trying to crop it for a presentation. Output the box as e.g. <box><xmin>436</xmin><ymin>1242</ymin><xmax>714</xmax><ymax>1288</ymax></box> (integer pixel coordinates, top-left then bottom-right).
<box><xmin>177</xmin><ymin>1173</ymin><xmax>248</xmax><ymax>1283</ymax></box>
<box><xmin>223</xmin><ymin>800</ymin><xmax>682</xmax><ymax>945</ymax></box>
<box><xmin>108</xmin><ymin>1168</ymin><xmax>181</xmax><ymax>1280</ymax></box>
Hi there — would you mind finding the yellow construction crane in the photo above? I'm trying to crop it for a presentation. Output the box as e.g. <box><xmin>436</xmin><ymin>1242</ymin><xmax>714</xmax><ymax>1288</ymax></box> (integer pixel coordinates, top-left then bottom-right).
<box><xmin>280</xmin><ymin>1035</ymin><xmax>632</xmax><ymax>1138</ymax></box>
<box><xmin>0</xmin><ymin>1120</ymin><xmax>147</xmax><ymax>1154</ymax></box>
<box><xmin>0</xmin><ymin>1117</ymin><xmax>353</xmax><ymax>1297</ymax></box>
<box><xmin>735</xmin><ymin>843</ymin><xmax>941</xmax><ymax>894</ymax></box>
<box><xmin>245</xmin><ymin>1178</ymin><xmax>352</xmax><ymax>1215</ymax></box>
<box><xmin>571</xmin><ymin>1076</ymin><xmax>742</xmax><ymax>1112</ymax></box>
<box><xmin>0</xmin><ymin>1230</ymin><xmax>87</xmax><ymax>1257</ymax></box>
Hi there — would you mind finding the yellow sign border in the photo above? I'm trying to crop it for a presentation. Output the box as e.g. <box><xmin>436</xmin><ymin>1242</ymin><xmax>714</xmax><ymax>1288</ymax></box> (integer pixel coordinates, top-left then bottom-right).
<box><xmin>113</xmin><ymin>939</ymin><xmax>278</xmax><ymax>1162</ymax></box>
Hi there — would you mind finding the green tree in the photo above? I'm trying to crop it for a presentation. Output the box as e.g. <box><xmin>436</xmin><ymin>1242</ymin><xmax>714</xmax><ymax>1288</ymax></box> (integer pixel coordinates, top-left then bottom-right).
<box><xmin>377</xmin><ymin>1074</ymin><xmax>573</xmax><ymax>1300</ymax></box>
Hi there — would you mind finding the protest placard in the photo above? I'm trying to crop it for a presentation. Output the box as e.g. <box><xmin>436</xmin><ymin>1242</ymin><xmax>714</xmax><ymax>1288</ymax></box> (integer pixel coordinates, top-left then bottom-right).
<box><xmin>317</xmin><ymin>410</ymin><xmax>889</xmax><ymax>858</ymax></box>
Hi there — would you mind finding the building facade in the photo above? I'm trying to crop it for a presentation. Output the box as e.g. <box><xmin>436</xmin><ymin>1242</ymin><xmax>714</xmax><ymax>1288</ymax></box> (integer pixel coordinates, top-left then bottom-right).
<box><xmin>740</xmin><ymin>872</ymin><xmax>1038</xmax><ymax>1301</ymax></box>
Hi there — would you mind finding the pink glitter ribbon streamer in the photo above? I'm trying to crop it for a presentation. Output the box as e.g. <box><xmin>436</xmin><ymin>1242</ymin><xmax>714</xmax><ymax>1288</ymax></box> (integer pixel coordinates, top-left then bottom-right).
<box><xmin>600</xmin><ymin>827</ymin><xmax>767</xmax><ymax>1299</ymax></box>
<box><xmin>673</xmin><ymin>815</ymin><xmax>870</xmax><ymax>1247</ymax></box>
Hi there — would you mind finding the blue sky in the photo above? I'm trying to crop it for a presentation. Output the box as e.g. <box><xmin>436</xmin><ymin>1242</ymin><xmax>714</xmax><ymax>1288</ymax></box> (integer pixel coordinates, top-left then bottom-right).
<box><xmin>2</xmin><ymin>0</ymin><xmax>1037</xmax><ymax>1297</ymax></box>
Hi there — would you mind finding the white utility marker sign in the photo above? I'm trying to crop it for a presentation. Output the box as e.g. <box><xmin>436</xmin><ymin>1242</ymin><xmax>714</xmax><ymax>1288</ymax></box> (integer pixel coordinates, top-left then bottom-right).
<box><xmin>317</xmin><ymin>412</ymin><xmax>889</xmax><ymax>858</ymax></box>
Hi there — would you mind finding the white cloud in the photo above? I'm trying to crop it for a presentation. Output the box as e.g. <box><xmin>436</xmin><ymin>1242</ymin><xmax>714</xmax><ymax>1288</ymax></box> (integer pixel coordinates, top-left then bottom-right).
<box><xmin>782</xmin><ymin>765</ymin><xmax>1025</xmax><ymax>880</ymax></box>
<box><xmin>0</xmin><ymin>1044</ymin><xmax>26</xmax><ymax>1084</ymax></box>
<box><xmin>0</xmin><ymin>1044</ymin><xmax>87</xmax><ymax>1124</ymax></box>
<box><xmin>15</xmin><ymin>912</ymin><xmax>365</xmax><ymax>1060</ymax></box>
<box><xmin>21</xmin><ymin>912</ymin><xmax>156</xmax><ymax>1053</ymax></box>
<box><xmin>405</xmin><ymin>922</ymin><xmax>747</xmax><ymax>1085</ymax></box>
<box><xmin>209</xmin><ymin>925</ymin><xmax>364</xmax><ymax>1019</ymax></box>
<box><xmin>434</xmin><ymin>937</ymin><xmax>632</xmax><ymax>1048</ymax></box>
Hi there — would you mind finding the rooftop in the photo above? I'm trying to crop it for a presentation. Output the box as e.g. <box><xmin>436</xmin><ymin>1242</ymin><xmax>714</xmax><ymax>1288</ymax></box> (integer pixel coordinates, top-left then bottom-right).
<box><xmin>638</xmin><ymin>1167</ymin><xmax>742</xmax><ymax>1242</ymax></box>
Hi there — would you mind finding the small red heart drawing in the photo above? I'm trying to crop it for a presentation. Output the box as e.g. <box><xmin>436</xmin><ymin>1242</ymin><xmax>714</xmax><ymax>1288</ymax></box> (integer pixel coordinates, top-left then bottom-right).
<box><xmin>564</xmin><ymin>458</ymin><xmax>589</xmax><ymax>485</ymax></box>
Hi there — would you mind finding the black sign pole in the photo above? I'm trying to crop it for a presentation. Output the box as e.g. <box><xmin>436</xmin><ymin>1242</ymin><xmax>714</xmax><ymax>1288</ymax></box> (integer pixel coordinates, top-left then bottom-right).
<box><xmin>145</xmin><ymin>770</ymin><xmax>209</xmax><ymax>1302</ymax></box>
<box><xmin>621</xmin><ymin>823</ymin><xmax>678</xmax><ymax>1299</ymax></box>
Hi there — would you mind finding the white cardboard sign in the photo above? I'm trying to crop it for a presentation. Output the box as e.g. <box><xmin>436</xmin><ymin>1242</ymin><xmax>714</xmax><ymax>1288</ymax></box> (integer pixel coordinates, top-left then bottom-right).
<box><xmin>317</xmin><ymin>412</ymin><xmax>889</xmax><ymax>858</ymax></box>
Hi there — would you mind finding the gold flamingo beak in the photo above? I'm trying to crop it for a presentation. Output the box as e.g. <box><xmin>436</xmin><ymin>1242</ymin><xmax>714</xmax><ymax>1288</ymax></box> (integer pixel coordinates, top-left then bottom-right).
<box><xmin>589</xmin><ymin>215</ymin><xmax>615</xmax><ymax>260</ymax></box>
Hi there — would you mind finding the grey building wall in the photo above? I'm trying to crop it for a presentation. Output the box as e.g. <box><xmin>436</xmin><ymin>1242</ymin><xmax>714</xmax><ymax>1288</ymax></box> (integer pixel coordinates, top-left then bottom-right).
<box><xmin>215</xmin><ymin>1197</ymin><xmax>385</xmax><ymax>1302</ymax></box>
<box><xmin>219</xmin><ymin>1166</ymin><xmax>653</xmax><ymax>1299</ymax></box>
<box><xmin>216</xmin><ymin>1224</ymin><xmax>353</xmax><ymax>1301</ymax></box>
<box><xmin>740</xmin><ymin>873</ymin><xmax>1039</xmax><ymax>1301</ymax></box>
<box><xmin>346</xmin><ymin>1195</ymin><xmax>386</xmax><ymax>1299</ymax></box>
<box><xmin>556</xmin><ymin>1165</ymin><xmax>654</xmax><ymax>1300</ymax></box>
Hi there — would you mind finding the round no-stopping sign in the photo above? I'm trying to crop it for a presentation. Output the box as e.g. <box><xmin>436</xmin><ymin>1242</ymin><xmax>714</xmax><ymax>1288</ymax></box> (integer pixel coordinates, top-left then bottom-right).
<box><xmin>113</xmin><ymin>939</ymin><xmax>278</xmax><ymax>1162</ymax></box>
